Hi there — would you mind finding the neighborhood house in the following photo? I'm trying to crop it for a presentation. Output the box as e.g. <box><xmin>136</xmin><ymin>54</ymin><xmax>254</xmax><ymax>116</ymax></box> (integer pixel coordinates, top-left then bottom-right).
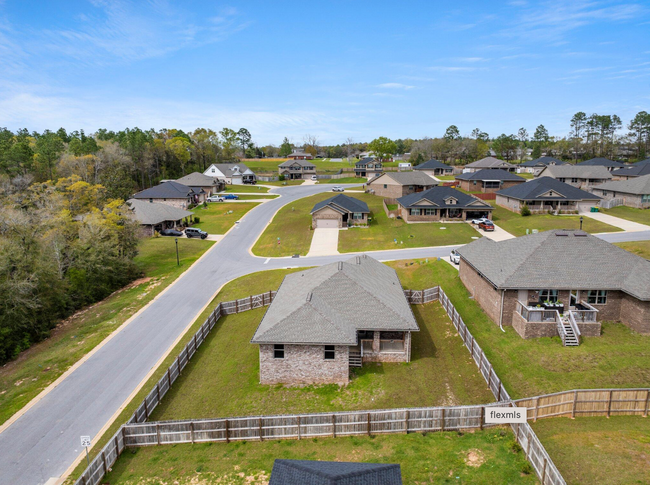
<box><xmin>286</xmin><ymin>149</ymin><xmax>314</xmax><ymax>160</ymax></box>
<box><xmin>354</xmin><ymin>157</ymin><xmax>382</xmax><ymax>178</ymax></box>
<box><xmin>176</xmin><ymin>172</ymin><xmax>224</xmax><ymax>196</ymax></box>
<box><xmin>590</xmin><ymin>174</ymin><xmax>650</xmax><ymax>209</ymax></box>
<box><xmin>131</xmin><ymin>181</ymin><xmax>205</xmax><ymax>209</ymax></box>
<box><xmin>126</xmin><ymin>198</ymin><xmax>193</xmax><ymax>236</ymax></box>
<box><xmin>250</xmin><ymin>255</ymin><xmax>419</xmax><ymax>385</ymax></box>
<box><xmin>455</xmin><ymin>169</ymin><xmax>526</xmax><ymax>193</ymax></box>
<box><xmin>577</xmin><ymin>157</ymin><xmax>626</xmax><ymax>172</ymax></box>
<box><xmin>611</xmin><ymin>163</ymin><xmax>650</xmax><ymax>180</ymax></box>
<box><xmin>496</xmin><ymin>177</ymin><xmax>601</xmax><ymax>213</ymax></box>
<box><xmin>203</xmin><ymin>163</ymin><xmax>256</xmax><ymax>185</ymax></box>
<box><xmin>413</xmin><ymin>159</ymin><xmax>454</xmax><ymax>176</ymax></box>
<box><xmin>311</xmin><ymin>194</ymin><xmax>369</xmax><ymax>228</ymax></box>
<box><xmin>457</xmin><ymin>230</ymin><xmax>650</xmax><ymax>342</ymax></box>
<box><xmin>366</xmin><ymin>171</ymin><xmax>438</xmax><ymax>198</ymax></box>
<box><xmin>463</xmin><ymin>157</ymin><xmax>516</xmax><ymax>173</ymax></box>
<box><xmin>278</xmin><ymin>159</ymin><xmax>317</xmax><ymax>180</ymax></box>
<box><xmin>396</xmin><ymin>186</ymin><xmax>493</xmax><ymax>222</ymax></box>
<box><xmin>535</xmin><ymin>165</ymin><xmax>612</xmax><ymax>189</ymax></box>
<box><xmin>517</xmin><ymin>157</ymin><xmax>566</xmax><ymax>174</ymax></box>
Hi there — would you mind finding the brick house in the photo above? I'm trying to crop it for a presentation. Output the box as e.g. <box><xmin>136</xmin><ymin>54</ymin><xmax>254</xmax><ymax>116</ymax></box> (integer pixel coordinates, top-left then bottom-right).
<box><xmin>354</xmin><ymin>157</ymin><xmax>382</xmax><ymax>179</ymax></box>
<box><xmin>456</xmin><ymin>230</ymin><xmax>650</xmax><ymax>341</ymax></box>
<box><xmin>366</xmin><ymin>172</ymin><xmax>437</xmax><ymax>198</ymax></box>
<box><xmin>132</xmin><ymin>181</ymin><xmax>205</xmax><ymax>209</ymax></box>
<box><xmin>535</xmin><ymin>165</ymin><xmax>612</xmax><ymax>190</ymax></box>
<box><xmin>577</xmin><ymin>157</ymin><xmax>626</xmax><ymax>172</ymax></box>
<box><xmin>463</xmin><ymin>157</ymin><xmax>516</xmax><ymax>173</ymax></box>
<box><xmin>517</xmin><ymin>157</ymin><xmax>566</xmax><ymax>174</ymax></box>
<box><xmin>396</xmin><ymin>186</ymin><xmax>492</xmax><ymax>222</ymax></box>
<box><xmin>278</xmin><ymin>159</ymin><xmax>317</xmax><ymax>180</ymax></box>
<box><xmin>250</xmin><ymin>255</ymin><xmax>419</xmax><ymax>385</ymax></box>
<box><xmin>413</xmin><ymin>158</ymin><xmax>453</xmax><ymax>177</ymax></box>
<box><xmin>591</xmin><ymin>174</ymin><xmax>650</xmax><ymax>209</ymax></box>
<box><xmin>176</xmin><ymin>172</ymin><xmax>225</xmax><ymax>196</ymax></box>
<box><xmin>455</xmin><ymin>169</ymin><xmax>526</xmax><ymax>193</ymax></box>
<box><xmin>496</xmin><ymin>177</ymin><xmax>601</xmax><ymax>213</ymax></box>
<box><xmin>611</xmin><ymin>163</ymin><xmax>650</xmax><ymax>181</ymax></box>
<box><xmin>286</xmin><ymin>149</ymin><xmax>314</xmax><ymax>160</ymax></box>
<box><xmin>126</xmin><ymin>198</ymin><xmax>194</xmax><ymax>236</ymax></box>
<box><xmin>311</xmin><ymin>194</ymin><xmax>369</xmax><ymax>228</ymax></box>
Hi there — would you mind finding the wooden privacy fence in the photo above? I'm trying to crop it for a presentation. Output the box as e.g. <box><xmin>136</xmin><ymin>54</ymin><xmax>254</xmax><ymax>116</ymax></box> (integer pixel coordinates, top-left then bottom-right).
<box><xmin>122</xmin><ymin>404</ymin><xmax>503</xmax><ymax>447</ymax></box>
<box><xmin>515</xmin><ymin>388</ymin><xmax>650</xmax><ymax>421</ymax></box>
<box><xmin>511</xmin><ymin>421</ymin><xmax>565</xmax><ymax>485</ymax></box>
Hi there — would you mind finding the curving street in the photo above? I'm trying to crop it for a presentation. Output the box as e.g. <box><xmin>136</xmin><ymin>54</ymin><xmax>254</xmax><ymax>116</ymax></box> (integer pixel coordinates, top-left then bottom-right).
<box><xmin>0</xmin><ymin>183</ymin><xmax>649</xmax><ymax>485</ymax></box>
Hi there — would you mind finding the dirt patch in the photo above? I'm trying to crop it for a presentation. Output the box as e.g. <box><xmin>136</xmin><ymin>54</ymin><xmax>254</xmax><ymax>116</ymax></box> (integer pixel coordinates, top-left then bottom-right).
<box><xmin>464</xmin><ymin>448</ymin><xmax>485</xmax><ymax>467</ymax></box>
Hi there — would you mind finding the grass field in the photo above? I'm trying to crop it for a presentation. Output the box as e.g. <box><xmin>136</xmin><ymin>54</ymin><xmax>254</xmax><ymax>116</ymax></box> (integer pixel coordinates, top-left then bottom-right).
<box><xmin>191</xmin><ymin>202</ymin><xmax>259</xmax><ymax>234</ymax></box>
<box><xmin>217</xmin><ymin>185</ymin><xmax>270</xmax><ymax>193</ymax></box>
<box><xmin>0</xmin><ymin>237</ymin><xmax>214</xmax><ymax>426</ymax></box>
<box><xmin>319</xmin><ymin>176</ymin><xmax>365</xmax><ymax>184</ymax></box>
<box><xmin>533</xmin><ymin>416</ymin><xmax>650</xmax><ymax>485</ymax></box>
<box><xmin>103</xmin><ymin>428</ymin><xmax>536</xmax><ymax>484</ymax></box>
<box><xmin>603</xmin><ymin>205</ymin><xmax>650</xmax><ymax>226</ymax></box>
<box><xmin>615</xmin><ymin>240</ymin><xmax>650</xmax><ymax>259</ymax></box>
<box><xmin>518</xmin><ymin>173</ymin><xmax>535</xmax><ymax>179</ymax></box>
<box><xmin>490</xmin><ymin>203</ymin><xmax>622</xmax><ymax>236</ymax></box>
<box><xmin>244</xmin><ymin>158</ymin><xmax>399</xmax><ymax>174</ymax></box>
<box><xmin>435</xmin><ymin>175</ymin><xmax>456</xmax><ymax>180</ymax></box>
<box><xmin>252</xmin><ymin>192</ymin><xmax>481</xmax><ymax>257</ymax></box>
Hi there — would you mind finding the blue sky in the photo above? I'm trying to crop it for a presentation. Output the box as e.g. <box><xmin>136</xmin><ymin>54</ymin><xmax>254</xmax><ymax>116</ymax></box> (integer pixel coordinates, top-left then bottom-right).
<box><xmin>1</xmin><ymin>0</ymin><xmax>649</xmax><ymax>145</ymax></box>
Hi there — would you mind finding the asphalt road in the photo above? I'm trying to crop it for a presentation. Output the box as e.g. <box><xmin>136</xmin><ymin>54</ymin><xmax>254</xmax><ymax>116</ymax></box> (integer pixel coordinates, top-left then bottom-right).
<box><xmin>1</xmin><ymin>183</ymin><xmax>649</xmax><ymax>484</ymax></box>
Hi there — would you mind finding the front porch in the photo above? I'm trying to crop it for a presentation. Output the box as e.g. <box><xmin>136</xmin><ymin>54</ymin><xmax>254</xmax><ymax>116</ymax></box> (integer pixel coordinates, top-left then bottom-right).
<box><xmin>349</xmin><ymin>331</ymin><xmax>411</xmax><ymax>366</ymax></box>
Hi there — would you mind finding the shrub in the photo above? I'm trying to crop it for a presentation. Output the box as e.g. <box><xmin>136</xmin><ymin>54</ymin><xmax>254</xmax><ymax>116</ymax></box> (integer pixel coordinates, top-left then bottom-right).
<box><xmin>521</xmin><ymin>462</ymin><xmax>533</xmax><ymax>475</ymax></box>
<box><xmin>278</xmin><ymin>174</ymin><xmax>285</xmax><ymax>181</ymax></box>
<box><xmin>202</xmin><ymin>201</ymin><xmax>208</xmax><ymax>208</ymax></box>
<box><xmin>193</xmin><ymin>216</ymin><xmax>201</xmax><ymax>223</ymax></box>
<box><xmin>510</xmin><ymin>440</ymin><xmax>522</xmax><ymax>453</ymax></box>
<box><xmin>520</xmin><ymin>204</ymin><xmax>531</xmax><ymax>217</ymax></box>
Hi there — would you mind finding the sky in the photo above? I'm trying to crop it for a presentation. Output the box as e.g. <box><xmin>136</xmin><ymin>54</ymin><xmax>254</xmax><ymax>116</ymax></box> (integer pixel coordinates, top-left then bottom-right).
<box><xmin>0</xmin><ymin>0</ymin><xmax>649</xmax><ymax>145</ymax></box>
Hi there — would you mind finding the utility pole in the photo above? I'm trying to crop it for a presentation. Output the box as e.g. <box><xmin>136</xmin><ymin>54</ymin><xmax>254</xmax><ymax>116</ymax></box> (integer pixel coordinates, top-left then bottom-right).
<box><xmin>175</xmin><ymin>238</ymin><xmax>180</xmax><ymax>266</ymax></box>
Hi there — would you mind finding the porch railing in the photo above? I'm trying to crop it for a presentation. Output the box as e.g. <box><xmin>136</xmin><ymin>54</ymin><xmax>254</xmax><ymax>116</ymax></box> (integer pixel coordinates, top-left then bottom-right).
<box><xmin>570</xmin><ymin>301</ymin><xmax>598</xmax><ymax>323</ymax></box>
<box><xmin>379</xmin><ymin>340</ymin><xmax>405</xmax><ymax>352</ymax></box>
<box><xmin>516</xmin><ymin>301</ymin><xmax>559</xmax><ymax>323</ymax></box>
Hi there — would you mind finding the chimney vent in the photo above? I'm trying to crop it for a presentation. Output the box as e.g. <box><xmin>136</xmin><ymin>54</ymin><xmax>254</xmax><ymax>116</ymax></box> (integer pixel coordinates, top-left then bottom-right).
<box><xmin>338</xmin><ymin>261</ymin><xmax>343</xmax><ymax>270</ymax></box>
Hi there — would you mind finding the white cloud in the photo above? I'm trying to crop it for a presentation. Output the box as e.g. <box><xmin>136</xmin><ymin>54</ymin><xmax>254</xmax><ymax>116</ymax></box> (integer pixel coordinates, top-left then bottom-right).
<box><xmin>376</xmin><ymin>83</ymin><xmax>415</xmax><ymax>90</ymax></box>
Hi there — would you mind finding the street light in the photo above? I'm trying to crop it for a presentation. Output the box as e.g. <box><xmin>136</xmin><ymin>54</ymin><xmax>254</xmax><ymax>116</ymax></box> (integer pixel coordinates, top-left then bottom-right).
<box><xmin>175</xmin><ymin>238</ymin><xmax>180</xmax><ymax>266</ymax></box>
<box><xmin>579</xmin><ymin>216</ymin><xmax>583</xmax><ymax>230</ymax></box>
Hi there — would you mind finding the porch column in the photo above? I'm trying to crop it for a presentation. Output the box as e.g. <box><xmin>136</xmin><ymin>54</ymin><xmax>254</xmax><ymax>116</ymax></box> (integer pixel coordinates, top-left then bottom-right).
<box><xmin>373</xmin><ymin>331</ymin><xmax>380</xmax><ymax>353</ymax></box>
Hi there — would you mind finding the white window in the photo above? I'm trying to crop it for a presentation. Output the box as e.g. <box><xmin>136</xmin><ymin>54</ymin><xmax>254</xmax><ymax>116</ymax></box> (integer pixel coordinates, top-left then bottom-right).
<box><xmin>540</xmin><ymin>289</ymin><xmax>559</xmax><ymax>303</ymax></box>
<box><xmin>424</xmin><ymin>208</ymin><xmax>437</xmax><ymax>215</ymax></box>
<box><xmin>352</xmin><ymin>213</ymin><xmax>364</xmax><ymax>220</ymax></box>
<box><xmin>642</xmin><ymin>195</ymin><xmax>650</xmax><ymax>202</ymax></box>
<box><xmin>587</xmin><ymin>290</ymin><xmax>607</xmax><ymax>304</ymax></box>
<box><xmin>410</xmin><ymin>208</ymin><xmax>421</xmax><ymax>215</ymax></box>
<box><xmin>273</xmin><ymin>344</ymin><xmax>285</xmax><ymax>359</ymax></box>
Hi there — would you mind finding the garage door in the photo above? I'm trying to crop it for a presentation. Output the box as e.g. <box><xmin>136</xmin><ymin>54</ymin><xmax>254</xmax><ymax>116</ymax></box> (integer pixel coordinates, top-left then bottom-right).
<box><xmin>316</xmin><ymin>219</ymin><xmax>339</xmax><ymax>228</ymax></box>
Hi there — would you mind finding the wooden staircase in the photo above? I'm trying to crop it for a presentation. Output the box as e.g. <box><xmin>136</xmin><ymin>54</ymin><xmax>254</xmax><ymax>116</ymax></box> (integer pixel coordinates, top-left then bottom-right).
<box><xmin>558</xmin><ymin>315</ymin><xmax>580</xmax><ymax>346</ymax></box>
<box><xmin>349</xmin><ymin>351</ymin><xmax>362</xmax><ymax>367</ymax></box>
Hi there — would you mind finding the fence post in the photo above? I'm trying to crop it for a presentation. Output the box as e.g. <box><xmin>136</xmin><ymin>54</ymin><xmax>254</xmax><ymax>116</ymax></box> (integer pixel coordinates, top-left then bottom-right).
<box><xmin>572</xmin><ymin>390</ymin><xmax>578</xmax><ymax>418</ymax></box>
<box><xmin>526</xmin><ymin>427</ymin><xmax>531</xmax><ymax>457</ymax></box>
<box><xmin>440</xmin><ymin>408</ymin><xmax>445</xmax><ymax>432</ymax></box>
<box><xmin>479</xmin><ymin>407</ymin><xmax>484</xmax><ymax>430</ymax></box>
<box><xmin>167</xmin><ymin>367</ymin><xmax>172</xmax><ymax>389</ymax></box>
<box><xmin>259</xmin><ymin>418</ymin><xmax>263</xmax><ymax>441</ymax></box>
<box><xmin>156</xmin><ymin>381</ymin><xmax>161</xmax><ymax>405</ymax></box>
<box><xmin>534</xmin><ymin>398</ymin><xmax>539</xmax><ymax>422</ymax></box>
<box><xmin>542</xmin><ymin>457</ymin><xmax>547</xmax><ymax>484</ymax></box>
<box><xmin>607</xmin><ymin>390</ymin><xmax>613</xmax><ymax>417</ymax></box>
<box><xmin>121</xmin><ymin>426</ymin><xmax>126</xmax><ymax>450</ymax></box>
<box><xmin>114</xmin><ymin>434</ymin><xmax>119</xmax><ymax>457</ymax></box>
<box><xmin>156</xmin><ymin>423</ymin><xmax>161</xmax><ymax>445</ymax></box>
<box><xmin>225</xmin><ymin>419</ymin><xmax>229</xmax><ymax>443</ymax></box>
<box><xmin>332</xmin><ymin>414</ymin><xmax>336</xmax><ymax>438</ymax></box>
<box><xmin>144</xmin><ymin>397</ymin><xmax>149</xmax><ymax>420</ymax></box>
<box><xmin>102</xmin><ymin>450</ymin><xmax>107</xmax><ymax>474</ymax></box>
<box><xmin>367</xmin><ymin>413</ymin><xmax>371</xmax><ymax>436</ymax></box>
<box><xmin>470</xmin><ymin>337</ymin><xmax>474</xmax><ymax>360</ymax></box>
<box><xmin>644</xmin><ymin>390</ymin><xmax>650</xmax><ymax>417</ymax></box>
<box><xmin>193</xmin><ymin>333</ymin><xmax>198</xmax><ymax>350</ymax></box>
<box><xmin>250</xmin><ymin>295</ymin><xmax>253</xmax><ymax>308</ymax></box>
<box><xmin>404</xmin><ymin>410</ymin><xmax>409</xmax><ymax>434</ymax></box>
<box><xmin>235</xmin><ymin>299</ymin><xmax>239</xmax><ymax>313</ymax></box>
<box><xmin>497</xmin><ymin>382</ymin><xmax>501</xmax><ymax>402</ymax></box>
<box><xmin>297</xmin><ymin>416</ymin><xmax>301</xmax><ymax>440</ymax></box>
<box><xmin>190</xmin><ymin>421</ymin><xmax>195</xmax><ymax>444</ymax></box>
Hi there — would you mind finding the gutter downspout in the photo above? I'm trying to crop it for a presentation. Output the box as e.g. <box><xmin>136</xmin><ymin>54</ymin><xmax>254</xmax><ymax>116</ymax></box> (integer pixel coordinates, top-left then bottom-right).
<box><xmin>499</xmin><ymin>289</ymin><xmax>506</xmax><ymax>332</ymax></box>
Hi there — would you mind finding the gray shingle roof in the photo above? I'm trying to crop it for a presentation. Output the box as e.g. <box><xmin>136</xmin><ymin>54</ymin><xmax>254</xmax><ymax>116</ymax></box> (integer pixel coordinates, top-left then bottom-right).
<box><xmin>132</xmin><ymin>181</ymin><xmax>202</xmax><ymax>199</ymax></box>
<box><xmin>456</xmin><ymin>230</ymin><xmax>650</xmax><ymax>300</ymax></box>
<box><xmin>465</xmin><ymin>157</ymin><xmax>515</xmax><ymax>169</ymax></box>
<box><xmin>251</xmin><ymin>255</ymin><xmax>419</xmax><ymax>345</ymax></box>
<box><xmin>279</xmin><ymin>159</ymin><xmax>315</xmax><ymax>167</ymax></box>
<box><xmin>175</xmin><ymin>172</ymin><xmax>220</xmax><ymax>187</ymax></box>
<box><xmin>496</xmin><ymin>177</ymin><xmax>601</xmax><ymax>201</ymax></box>
<box><xmin>611</xmin><ymin>164</ymin><xmax>650</xmax><ymax>178</ymax></box>
<box><xmin>519</xmin><ymin>157</ymin><xmax>567</xmax><ymax>167</ymax></box>
<box><xmin>368</xmin><ymin>171</ymin><xmax>437</xmax><ymax>186</ymax></box>
<box><xmin>210</xmin><ymin>163</ymin><xmax>254</xmax><ymax>176</ymax></box>
<box><xmin>456</xmin><ymin>169</ymin><xmax>525</xmax><ymax>182</ymax></box>
<box><xmin>311</xmin><ymin>194</ymin><xmax>369</xmax><ymax>214</ymax></box>
<box><xmin>126</xmin><ymin>199</ymin><xmax>193</xmax><ymax>225</ymax></box>
<box><xmin>355</xmin><ymin>157</ymin><xmax>377</xmax><ymax>167</ymax></box>
<box><xmin>592</xmin><ymin>173</ymin><xmax>650</xmax><ymax>195</ymax></box>
<box><xmin>269</xmin><ymin>460</ymin><xmax>402</xmax><ymax>485</ymax></box>
<box><xmin>577</xmin><ymin>157</ymin><xmax>625</xmax><ymax>168</ymax></box>
<box><xmin>397</xmin><ymin>186</ymin><xmax>492</xmax><ymax>209</ymax></box>
<box><xmin>537</xmin><ymin>165</ymin><xmax>612</xmax><ymax>180</ymax></box>
<box><xmin>413</xmin><ymin>159</ymin><xmax>452</xmax><ymax>171</ymax></box>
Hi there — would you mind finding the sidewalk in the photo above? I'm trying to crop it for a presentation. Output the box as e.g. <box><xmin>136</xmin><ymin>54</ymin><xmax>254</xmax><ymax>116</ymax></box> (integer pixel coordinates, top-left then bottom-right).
<box><xmin>306</xmin><ymin>228</ymin><xmax>340</xmax><ymax>256</ymax></box>
<box><xmin>579</xmin><ymin>209</ymin><xmax>650</xmax><ymax>233</ymax></box>
<box><xmin>469</xmin><ymin>222</ymin><xmax>515</xmax><ymax>241</ymax></box>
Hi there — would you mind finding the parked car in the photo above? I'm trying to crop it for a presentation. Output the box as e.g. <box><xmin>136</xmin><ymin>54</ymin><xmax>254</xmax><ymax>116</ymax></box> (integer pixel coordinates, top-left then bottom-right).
<box><xmin>207</xmin><ymin>195</ymin><xmax>224</xmax><ymax>202</ymax></box>
<box><xmin>331</xmin><ymin>186</ymin><xmax>344</xmax><ymax>192</ymax></box>
<box><xmin>478</xmin><ymin>220</ymin><xmax>495</xmax><ymax>232</ymax></box>
<box><xmin>185</xmin><ymin>227</ymin><xmax>208</xmax><ymax>239</ymax></box>
<box><xmin>222</xmin><ymin>194</ymin><xmax>239</xmax><ymax>200</ymax></box>
<box><xmin>160</xmin><ymin>228</ymin><xmax>184</xmax><ymax>237</ymax></box>
<box><xmin>243</xmin><ymin>179</ymin><xmax>257</xmax><ymax>185</ymax></box>
<box><xmin>471</xmin><ymin>217</ymin><xmax>490</xmax><ymax>225</ymax></box>
<box><xmin>449</xmin><ymin>249</ymin><xmax>460</xmax><ymax>265</ymax></box>
<box><xmin>311</xmin><ymin>175</ymin><xmax>318</xmax><ymax>181</ymax></box>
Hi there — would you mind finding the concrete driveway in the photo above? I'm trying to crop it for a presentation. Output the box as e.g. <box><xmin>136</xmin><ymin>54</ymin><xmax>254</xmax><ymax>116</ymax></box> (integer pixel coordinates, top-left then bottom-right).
<box><xmin>307</xmin><ymin>228</ymin><xmax>340</xmax><ymax>256</ymax></box>
<box><xmin>469</xmin><ymin>222</ymin><xmax>515</xmax><ymax>241</ymax></box>
<box><xmin>579</xmin><ymin>209</ymin><xmax>650</xmax><ymax>233</ymax></box>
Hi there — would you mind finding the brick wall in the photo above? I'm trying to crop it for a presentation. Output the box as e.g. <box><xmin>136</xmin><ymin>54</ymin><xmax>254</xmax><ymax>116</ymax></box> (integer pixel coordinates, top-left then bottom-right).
<box><xmin>362</xmin><ymin>331</ymin><xmax>411</xmax><ymax>363</ymax></box>
<box><xmin>459</xmin><ymin>260</ymin><xmax>504</xmax><ymax>326</ymax></box>
<box><xmin>312</xmin><ymin>206</ymin><xmax>343</xmax><ymax>228</ymax></box>
<box><xmin>149</xmin><ymin>198</ymin><xmax>190</xmax><ymax>210</ymax></box>
<box><xmin>592</xmin><ymin>190</ymin><xmax>649</xmax><ymax>209</ymax></box>
<box><xmin>512</xmin><ymin>311</ymin><xmax>558</xmax><ymax>338</ymax></box>
<box><xmin>620</xmin><ymin>294</ymin><xmax>650</xmax><ymax>334</ymax></box>
<box><xmin>368</xmin><ymin>183</ymin><xmax>406</xmax><ymax>198</ymax></box>
<box><xmin>259</xmin><ymin>344</ymin><xmax>350</xmax><ymax>385</ymax></box>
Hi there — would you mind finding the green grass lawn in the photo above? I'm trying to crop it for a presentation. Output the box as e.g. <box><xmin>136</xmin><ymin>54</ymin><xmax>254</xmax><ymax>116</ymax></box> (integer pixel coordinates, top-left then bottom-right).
<box><xmin>490</xmin><ymin>203</ymin><xmax>622</xmax><ymax>236</ymax></box>
<box><xmin>615</xmin><ymin>240</ymin><xmax>650</xmax><ymax>259</ymax></box>
<box><xmin>253</xmin><ymin>192</ymin><xmax>482</xmax><ymax>257</ymax></box>
<box><xmin>262</xmin><ymin>179</ymin><xmax>305</xmax><ymax>186</ymax></box>
<box><xmin>0</xmin><ymin>237</ymin><xmax>214</xmax><ymax>426</ymax></box>
<box><xmin>320</xmin><ymin>176</ymin><xmax>365</xmax><ymax>184</ymax></box>
<box><xmin>518</xmin><ymin>173</ymin><xmax>535</xmax><ymax>179</ymax></box>
<box><xmin>533</xmin><ymin>416</ymin><xmax>650</xmax><ymax>485</ymax></box>
<box><xmin>217</xmin><ymin>185</ymin><xmax>270</xmax><ymax>193</ymax></box>
<box><xmin>435</xmin><ymin>175</ymin><xmax>456</xmax><ymax>181</ymax></box>
<box><xmin>103</xmin><ymin>428</ymin><xmax>536</xmax><ymax>485</ymax></box>
<box><xmin>191</xmin><ymin>202</ymin><xmax>259</xmax><ymax>234</ymax></box>
<box><xmin>603</xmin><ymin>206</ymin><xmax>650</xmax><ymax>226</ymax></box>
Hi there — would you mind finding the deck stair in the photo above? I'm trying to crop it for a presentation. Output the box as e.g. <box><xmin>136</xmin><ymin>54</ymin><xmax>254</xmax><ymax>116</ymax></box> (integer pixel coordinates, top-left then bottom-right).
<box><xmin>349</xmin><ymin>351</ymin><xmax>362</xmax><ymax>367</ymax></box>
<box><xmin>558</xmin><ymin>314</ymin><xmax>580</xmax><ymax>346</ymax></box>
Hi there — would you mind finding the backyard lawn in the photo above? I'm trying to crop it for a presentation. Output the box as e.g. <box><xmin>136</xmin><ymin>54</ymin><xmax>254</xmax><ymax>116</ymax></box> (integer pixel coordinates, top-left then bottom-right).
<box><xmin>103</xmin><ymin>428</ymin><xmax>536</xmax><ymax>485</ymax></box>
<box><xmin>603</xmin><ymin>205</ymin><xmax>650</xmax><ymax>226</ymax></box>
<box><xmin>615</xmin><ymin>240</ymin><xmax>650</xmax><ymax>259</ymax></box>
<box><xmin>0</xmin><ymin>237</ymin><xmax>214</xmax><ymax>426</ymax></box>
<box><xmin>253</xmin><ymin>192</ymin><xmax>482</xmax><ymax>257</ymax></box>
<box><xmin>490</xmin><ymin>203</ymin><xmax>622</xmax><ymax>236</ymax></box>
<box><xmin>217</xmin><ymin>184</ymin><xmax>270</xmax><ymax>193</ymax></box>
<box><xmin>533</xmin><ymin>416</ymin><xmax>650</xmax><ymax>485</ymax></box>
<box><xmin>436</xmin><ymin>175</ymin><xmax>456</xmax><ymax>180</ymax></box>
<box><xmin>191</xmin><ymin>202</ymin><xmax>259</xmax><ymax>234</ymax></box>
<box><xmin>319</xmin><ymin>176</ymin><xmax>365</xmax><ymax>184</ymax></box>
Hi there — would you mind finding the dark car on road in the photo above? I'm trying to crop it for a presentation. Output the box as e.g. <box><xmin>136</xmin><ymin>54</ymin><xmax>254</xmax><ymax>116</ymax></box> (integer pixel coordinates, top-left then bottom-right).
<box><xmin>160</xmin><ymin>228</ymin><xmax>184</xmax><ymax>237</ymax></box>
<box><xmin>185</xmin><ymin>227</ymin><xmax>208</xmax><ymax>239</ymax></box>
<box><xmin>478</xmin><ymin>220</ymin><xmax>495</xmax><ymax>232</ymax></box>
<box><xmin>222</xmin><ymin>194</ymin><xmax>239</xmax><ymax>200</ymax></box>
<box><xmin>243</xmin><ymin>179</ymin><xmax>257</xmax><ymax>185</ymax></box>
